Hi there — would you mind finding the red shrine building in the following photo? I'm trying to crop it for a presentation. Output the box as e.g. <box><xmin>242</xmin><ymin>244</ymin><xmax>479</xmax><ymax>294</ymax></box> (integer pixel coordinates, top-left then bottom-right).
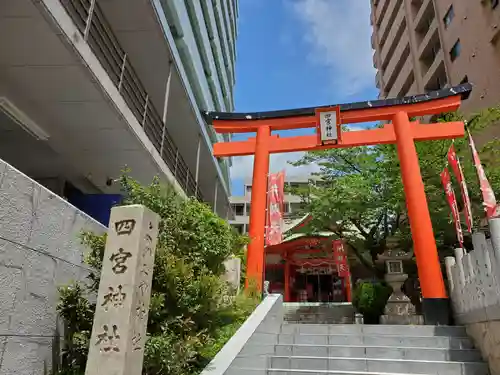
<box><xmin>263</xmin><ymin>215</ymin><xmax>352</xmax><ymax>303</ymax></box>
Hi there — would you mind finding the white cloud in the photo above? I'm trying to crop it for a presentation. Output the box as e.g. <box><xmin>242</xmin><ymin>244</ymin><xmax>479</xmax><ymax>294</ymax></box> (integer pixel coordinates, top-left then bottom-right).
<box><xmin>231</xmin><ymin>152</ymin><xmax>319</xmax><ymax>181</ymax></box>
<box><xmin>291</xmin><ymin>0</ymin><xmax>376</xmax><ymax>97</ymax></box>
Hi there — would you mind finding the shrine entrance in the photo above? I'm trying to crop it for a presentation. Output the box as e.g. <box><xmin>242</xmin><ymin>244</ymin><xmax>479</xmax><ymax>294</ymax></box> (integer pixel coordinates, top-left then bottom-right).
<box><xmin>206</xmin><ymin>84</ymin><xmax>472</xmax><ymax>324</ymax></box>
<box><xmin>265</xmin><ymin>231</ymin><xmax>351</xmax><ymax>303</ymax></box>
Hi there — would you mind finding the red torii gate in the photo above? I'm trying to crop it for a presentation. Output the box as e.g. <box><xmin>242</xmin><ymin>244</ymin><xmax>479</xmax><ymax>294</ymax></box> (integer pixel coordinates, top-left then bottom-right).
<box><xmin>206</xmin><ymin>84</ymin><xmax>472</xmax><ymax>324</ymax></box>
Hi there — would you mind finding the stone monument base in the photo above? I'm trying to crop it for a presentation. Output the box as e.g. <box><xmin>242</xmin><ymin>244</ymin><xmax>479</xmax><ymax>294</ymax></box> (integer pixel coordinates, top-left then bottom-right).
<box><xmin>381</xmin><ymin>273</ymin><xmax>422</xmax><ymax>325</ymax></box>
<box><xmin>380</xmin><ymin>314</ymin><xmax>424</xmax><ymax>325</ymax></box>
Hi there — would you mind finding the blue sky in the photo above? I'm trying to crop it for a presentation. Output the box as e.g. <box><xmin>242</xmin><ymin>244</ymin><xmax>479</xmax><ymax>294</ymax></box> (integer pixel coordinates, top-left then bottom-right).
<box><xmin>230</xmin><ymin>0</ymin><xmax>378</xmax><ymax>195</ymax></box>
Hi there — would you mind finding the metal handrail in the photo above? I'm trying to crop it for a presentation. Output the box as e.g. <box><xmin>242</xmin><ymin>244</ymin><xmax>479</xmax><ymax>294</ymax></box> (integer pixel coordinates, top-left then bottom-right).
<box><xmin>60</xmin><ymin>0</ymin><xmax>201</xmax><ymax>199</ymax></box>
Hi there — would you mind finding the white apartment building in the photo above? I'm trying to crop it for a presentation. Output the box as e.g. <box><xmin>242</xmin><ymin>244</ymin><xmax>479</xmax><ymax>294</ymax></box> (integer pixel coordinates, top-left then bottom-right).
<box><xmin>229</xmin><ymin>177</ymin><xmax>312</xmax><ymax>234</ymax></box>
<box><xmin>0</xmin><ymin>0</ymin><xmax>237</xmax><ymax>222</ymax></box>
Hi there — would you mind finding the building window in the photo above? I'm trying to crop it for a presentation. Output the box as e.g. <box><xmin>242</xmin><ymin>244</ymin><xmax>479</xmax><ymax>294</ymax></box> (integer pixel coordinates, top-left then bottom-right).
<box><xmin>450</xmin><ymin>39</ymin><xmax>461</xmax><ymax>62</ymax></box>
<box><xmin>232</xmin><ymin>204</ymin><xmax>244</xmax><ymax>216</ymax></box>
<box><xmin>443</xmin><ymin>5</ymin><xmax>454</xmax><ymax>28</ymax></box>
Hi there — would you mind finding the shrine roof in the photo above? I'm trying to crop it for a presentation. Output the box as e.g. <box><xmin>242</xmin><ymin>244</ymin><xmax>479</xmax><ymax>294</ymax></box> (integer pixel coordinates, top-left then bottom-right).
<box><xmin>204</xmin><ymin>83</ymin><xmax>472</xmax><ymax>123</ymax></box>
<box><xmin>265</xmin><ymin>232</ymin><xmax>333</xmax><ymax>253</ymax></box>
<box><xmin>282</xmin><ymin>232</ymin><xmax>333</xmax><ymax>243</ymax></box>
<box><xmin>283</xmin><ymin>213</ymin><xmax>312</xmax><ymax>233</ymax></box>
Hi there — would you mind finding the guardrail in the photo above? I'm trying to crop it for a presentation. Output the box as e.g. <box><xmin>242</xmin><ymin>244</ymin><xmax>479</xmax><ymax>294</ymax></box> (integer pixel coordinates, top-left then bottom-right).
<box><xmin>60</xmin><ymin>0</ymin><xmax>203</xmax><ymax>201</ymax></box>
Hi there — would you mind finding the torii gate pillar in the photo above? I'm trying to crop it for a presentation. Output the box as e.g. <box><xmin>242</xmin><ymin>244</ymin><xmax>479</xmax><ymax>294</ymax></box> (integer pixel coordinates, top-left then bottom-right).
<box><xmin>392</xmin><ymin>111</ymin><xmax>447</xmax><ymax>322</ymax></box>
<box><xmin>246</xmin><ymin>126</ymin><xmax>271</xmax><ymax>289</ymax></box>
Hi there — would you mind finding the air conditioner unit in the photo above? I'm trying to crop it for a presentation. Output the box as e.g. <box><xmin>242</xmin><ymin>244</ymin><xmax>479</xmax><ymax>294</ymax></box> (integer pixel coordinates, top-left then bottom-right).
<box><xmin>0</xmin><ymin>97</ymin><xmax>50</xmax><ymax>140</ymax></box>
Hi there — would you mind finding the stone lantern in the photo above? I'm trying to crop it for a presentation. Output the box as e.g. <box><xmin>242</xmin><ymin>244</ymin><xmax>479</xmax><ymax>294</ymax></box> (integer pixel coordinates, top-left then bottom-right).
<box><xmin>377</xmin><ymin>237</ymin><xmax>423</xmax><ymax>325</ymax></box>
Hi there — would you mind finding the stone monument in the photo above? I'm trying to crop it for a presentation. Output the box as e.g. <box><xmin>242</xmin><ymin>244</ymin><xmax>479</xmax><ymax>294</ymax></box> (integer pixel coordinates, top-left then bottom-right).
<box><xmin>378</xmin><ymin>237</ymin><xmax>423</xmax><ymax>325</ymax></box>
<box><xmin>85</xmin><ymin>205</ymin><xmax>160</xmax><ymax>375</ymax></box>
<box><xmin>263</xmin><ymin>280</ymin><xmax>270</xmax><ymax>297</ymax></box>
<box><xmin>223</xmin><ymin>256</ymin><xmax>242</xmax><ymax>293</ymax></box>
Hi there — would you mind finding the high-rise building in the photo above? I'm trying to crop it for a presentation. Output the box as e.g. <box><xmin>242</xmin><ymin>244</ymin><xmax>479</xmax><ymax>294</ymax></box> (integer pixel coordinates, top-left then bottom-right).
<box><xmin>0</xmin><ymin>0</ymin><xmax>237</xmax><ymax>222</ymax></box>
<box><xmin>371</xmin><ymin>0</ymin><xmax>500</xmax><ymax>112</ymax></box>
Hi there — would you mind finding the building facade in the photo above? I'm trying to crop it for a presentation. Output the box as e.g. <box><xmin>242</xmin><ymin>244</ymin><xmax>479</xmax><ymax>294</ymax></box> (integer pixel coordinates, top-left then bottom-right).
<box><xmin>229</xmin><ymin>177</ymin><xmax>310</xmax><ymax>234</ymax></box>
<box><xmin>0</xmin><ymin>0</ymin><xmax>237</xmax><ymax>222</ymax></box>
<box><xmin>371</xmin><ymin>0</ymin><xmax>500</xmax><ymax>112</ymax></box>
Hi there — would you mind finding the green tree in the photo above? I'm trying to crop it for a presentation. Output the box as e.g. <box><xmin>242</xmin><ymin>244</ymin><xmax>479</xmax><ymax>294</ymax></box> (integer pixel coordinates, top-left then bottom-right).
<box><xmin>56</xmin><ymin>174</ymin><xmax>255</xmax><ymax>375</ymax></box>
<box><xmin>289</xmin><ymin>107</ymin><xmax>500</xmax><ymax>275</ymax></box>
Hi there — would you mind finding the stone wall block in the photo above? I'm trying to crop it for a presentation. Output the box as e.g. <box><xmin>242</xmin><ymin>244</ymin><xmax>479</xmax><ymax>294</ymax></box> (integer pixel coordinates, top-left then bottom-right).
<box><xmin>10</xmin><ymin>292</ymin><xmax>55</xmax><ymax>337</ymax></box>
<box><xmin>54</xmin><ymin>261</ymin><xmax>86</xmax><ymax>289</ymax></box>
<box><xmin>0</xmin><ymin>339</ymin><xmax>41</xmax><ymax>375</ymax></box>
<box><xmin>488</xmin><ymin>218</ymin><xmax>500</xmax><ymax>264</ymax></box>
<box><xmin>0</xmin><ymin>167</ymin><xmax>36</xmax><ymax>245</ymax></box>
<box><xmin>24</xmin><ymin>250</ymin><xmax>57</xmax><ymax>302</ymax></box>
<box><xmin>25</xmin><ymin>186</ymin><xmax>101</xmax><ymax>263</ymax></box>
<box><xmin>0</xmin><ymin>264</ymin><xmax>24</xmax><ymax>331</ymax></box>
<box><xmin>0</xmin><ymin>240</ymin><xmax>25</xmax><ymax>269</ymax></box>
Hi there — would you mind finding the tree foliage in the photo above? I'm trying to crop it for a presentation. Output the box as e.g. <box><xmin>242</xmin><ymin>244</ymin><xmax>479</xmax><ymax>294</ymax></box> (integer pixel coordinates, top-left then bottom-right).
<box><xmin>56</xmin><ymin>174</ymin><xmax>256</xmax><ymax>375</ymax></box>
<box><xmin>289</xmin><ymin>107</ymin><xmax>500</xmax><ymax>274</ymax></box>
<box><xmin>352</xmin><ymin>281</ymin><xmax>392</xmax><ymax>324</ymax></box>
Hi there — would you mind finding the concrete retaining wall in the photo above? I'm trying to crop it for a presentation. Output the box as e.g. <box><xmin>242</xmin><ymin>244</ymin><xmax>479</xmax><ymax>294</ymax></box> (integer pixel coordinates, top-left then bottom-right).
<box><xmin>201</xmin><ymin>294</ymin><xmax>283</xmax><ymax>375</ymax></box>
<box><xmin>446</xmin><ymin>222</ymin><xmax>500</xmax><ymax>375</ymax></box>
<box><xmin>0</xmin><ymin>158</ymin><xmax>105</xmax><ymax>375</ymax></box>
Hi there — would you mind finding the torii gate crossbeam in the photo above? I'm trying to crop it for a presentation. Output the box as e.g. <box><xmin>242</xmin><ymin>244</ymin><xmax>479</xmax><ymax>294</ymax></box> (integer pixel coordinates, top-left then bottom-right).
<box><xmin>206</xmin><ymin>83</ymin><xmax>472</xmax><ymax>325</ymax></box>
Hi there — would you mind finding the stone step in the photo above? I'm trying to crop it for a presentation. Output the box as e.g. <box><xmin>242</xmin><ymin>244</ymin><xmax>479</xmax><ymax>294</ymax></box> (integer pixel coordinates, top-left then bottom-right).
<box><xmin>283</xmin><ymin>303</ymin><xmax>355</xmax><ymax>324</ymax></box>
<box><xmin>267</xmin><ymin>371</ymin><xmax>476</xmax><ymax>375</ymax></box>
<box><xmin>268</xmin><ymin>356</ymin><xmax>489</xmax><ymax>375</ymax></box>
<box><xmin>277</xmin><ymin>334</ymin><xmax>474</xmax><ymax>349</ymax></box>
<box><xmin>286</xmin><ymin>316</ymin><xmax>355</xmax><ymax>324</ymax></box>
<box><xmin>280</xmin><ymin>324</ymin><xmax>468</xmax><ymax>337</ymax></box>
<box><xmin>273</xmin><ymin>344</ymin><xmax>482</xmax><ymax>362</ymax></box>
<box><xmin>228</xmin><ymin>369</ymin><xmax>430</xmax><ymax>375</ymax></box>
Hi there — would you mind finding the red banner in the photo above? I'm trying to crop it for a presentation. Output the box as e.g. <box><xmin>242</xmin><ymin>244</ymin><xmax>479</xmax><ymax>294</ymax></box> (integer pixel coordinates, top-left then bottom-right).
<box><xmin>265</xmin><ymin>171</ymin><xmax>285</xmax><ymax>246</ymax></box>
<box><xmin>441</xmin><ymin>167</ymin><xmax>464</xmax><ymax>247</ymax></box>
<box><xmin>332</xmin><ymin>240</ymin><xmax>350</xmax><ymax>277</ymax></box>
<box><xmin>447</xmin><ymin>144</ymin><xmax>473</xmax><ymax>233</ymax></box>
<box><xmin>468</xmin><ymin>129</ymin><xmax>499</xmax><ymax>218</ymax></box>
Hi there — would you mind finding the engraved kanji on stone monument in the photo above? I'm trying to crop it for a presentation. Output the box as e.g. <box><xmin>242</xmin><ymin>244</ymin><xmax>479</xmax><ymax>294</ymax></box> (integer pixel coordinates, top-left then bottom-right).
<box><xmin>96</xmin><ymin>324</ymin><xmax>121</xmax><ymax>352</ymax></box>
<box><xmin>101</xmin><ymin>285</ymin><xmax>127</xmax><ymax>311</ymax></box>
<box><xmin>115</xmin><ymin>219</ymin><xmax>136</xmax><ymax>235</ymax></box>
<box><xmin>85</xmin><ymin>205</ymin><xmax>159</xmax><ymax>375</ymax></box>
<box><xmin>110</xmin><ymin>248</ymin><xmax>133</xmax><ymax>274</ymax></box>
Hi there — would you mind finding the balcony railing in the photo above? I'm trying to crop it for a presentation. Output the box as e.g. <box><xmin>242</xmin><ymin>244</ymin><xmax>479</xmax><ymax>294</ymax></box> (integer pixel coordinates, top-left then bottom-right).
<box><xmin>380</xmin><ymin>8</ymin><xmax>406</xmax><ymax>68</ymax></box>
<box><xmin>60</xmin><ymin>0</ymin><xmax>202</xmax><ymax>201</ymax></box>
<box><xmin>382</xmin><ymin>32</ymin><xmax>409</xmax><ymax>91</ymax></box>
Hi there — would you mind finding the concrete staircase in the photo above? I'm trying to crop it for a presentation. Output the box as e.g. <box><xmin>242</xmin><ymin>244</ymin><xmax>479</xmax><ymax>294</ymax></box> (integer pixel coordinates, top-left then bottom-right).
<box><xmin>263</xmin><ymin>323</ymin><xmax>488</xmax><ymax>375</ymax></box>
<box><xmin>202</xmin><ymin>296</ymin><xmax>490</xmax><ymax>375</ymax></box>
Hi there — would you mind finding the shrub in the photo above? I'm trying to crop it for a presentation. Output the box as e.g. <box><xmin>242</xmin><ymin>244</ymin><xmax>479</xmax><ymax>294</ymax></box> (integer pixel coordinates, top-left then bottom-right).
<box><xmin>56</xmin><ymin>174</ymin><xmax>257</xmax><ymax>375</ymax></box>
<box><xmin>352</xmin><ymin>281</ymin><xmax>392</xmax><ymax>324</ymax></box>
